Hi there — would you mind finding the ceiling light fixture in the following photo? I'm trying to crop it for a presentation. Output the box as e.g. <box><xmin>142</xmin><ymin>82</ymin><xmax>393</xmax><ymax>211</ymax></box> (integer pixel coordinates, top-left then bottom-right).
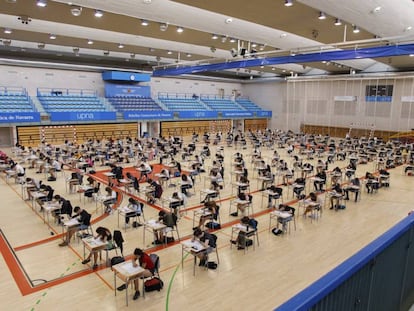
<box><xmin>229</xmin><ymin>38</ymin><xmax>236</xmax><ymax>43</ymax></box>
<box><xmin>211</xmin><ymin>34</ymin><xmax>218</xmax><ymax>40</ymax></box>
<box><xmin>159</xmin><ymin>23</ymin><xmax>168</xmax><ymax>31</ymax></box>
<box><xmin>186</xmin><ymin>53</ymin><xmax>192</xmax><ymax>58</ymax></box>
<box><xmin>4</xmin><ymin>28</ymin><xmax>12</xmax><ymax>34</ymax></box>
<box><xmin>271</xmin><ymin>67</ymin><xmax>275</xmax><ymax>71</ymax></box>
<box><xmin>410</xmin><ymin>54</ymin><xmax>414</xmax><ymax>57</ymax></box>
<box><xmin>225</xmin><ymin>18</ymin><xmax>233</xmax><ymax>24</ymax></box>
<box><xmin>284</xmin><ymin>0</ymin><xmax>293</xmax><ymax>7</ymax></box>
<box><xmin>149</xmin><ymin>47</ymin><xmax>155</xmax><ymax>52</ymax></box>
<box><xmin>334</xmin><ymin>18</ymin><xmax>342</xmax><ymax>26</ymax></box>
<box><xmin>405</xmin><ymin>26</ymin><xmax>412</xmax><ymax>32</ymax></box>
<box><xmin>36</xmin><ymin>0</ymin><xmax>47</xmax><ymax>7</ymax></box>
<box><xmin>167</xmin><ymin>50</ymin><xmax>172</xmax><ymax>55</ymax></box>
<box><xmin>372</xmin><ymin>6</ymin><xmax>382</xmax><ymax>13</ymax></box>
<box><xmin>221</xmin><ymin>35</ymin><xmax>227</xmax><ymax>43</ymax></box>
<box><xmin>94</xmin><ymin>9</ymin><xmax>103</xmax><ymax>18</ymax></box>
<box><xmin>280</xmin><ymin>33</ymin><xmax>287</xmax><ymax>38</ymax></box>
<box><xmin>87</xmin><ymin>39</ymin><xmax>93</xmax><ymax>45</ymax></box>
<box><xmin>259</xmin><ymin>44</ymin><xmax>265</xmax><ymax>51</ymax></box>
<box><xmin>49</xmin><ymin>34</ymin><xmax>56</xmax><ymax>39</ymax></box>
<box><xmin>118</xmin><ymin>43</ymin><xmax>124</xmax><ymax>48</ymax></box>
<box><xmin>141</xmin><ymin>19</ymin><xmax>149</xmax><ymax>26</ymax></box>
<box><xmin>176</xmin><ymin>26</ymin><xmax>184</xmax><ymax>33</ymax></box>
<box><xmin>143</xmin><ymin>0</ymin><xmax>152</xmax><ymax>3</ymax></box>
<box><xmin>353</xmin><ymin>25</ymin><xmax>360</xmax><ymax>33</ymax></box>
<box><xmin>318</xmin><ymin>12</ymin><xmax>326</xmax><ymax>20</ymax></box>
<box><xmin>70</xmin><ymin>5</ymin><xmax>82</xmax><ymax>16</ymax></box>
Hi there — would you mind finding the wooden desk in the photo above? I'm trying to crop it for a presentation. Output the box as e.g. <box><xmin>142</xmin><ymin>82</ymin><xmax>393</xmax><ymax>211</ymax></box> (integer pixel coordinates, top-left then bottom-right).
<box><xmin>113</xmin><ymin>261</ymin><xmax>145</xmax><ymax>306</ymax></box>
<box><xmin>269</xmin><ymin>210</ymin><xmax>295</xmax><ymax>233</ymax></box>
<box><xmin>42</xmin><ymin>201</ymin><xmax>61</xmax><ymax>225</ymax></box>
<box><xmin>231</xmin><ymin>223</ymin><xmax>259</xmax><ymax>253</ymax></box>
<box><xmin>181</xmin><ymin>240</ymin><xmax>207</xmax><ymax>276</ymax></box>
<box><xmin>82</xmin><ymin>236</ymin><xmax>109</xmax><ymax>267</ymax></box>
<box><xmin>143</xmin><ymin>220</ymin><xmax>166</xmax><ymax>244</ymax></box>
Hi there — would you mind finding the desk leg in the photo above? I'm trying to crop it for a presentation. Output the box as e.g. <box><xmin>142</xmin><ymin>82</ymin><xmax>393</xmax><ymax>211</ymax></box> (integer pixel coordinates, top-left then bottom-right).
<box><xmin>125</xmin><ymin>281</ymin><xmax>129</xmax><ymax>306</ymax></box>
<box><xmin>114</xmin><ymin>272</ymin><xmax>117</xmax><ymax>297</ymax></box>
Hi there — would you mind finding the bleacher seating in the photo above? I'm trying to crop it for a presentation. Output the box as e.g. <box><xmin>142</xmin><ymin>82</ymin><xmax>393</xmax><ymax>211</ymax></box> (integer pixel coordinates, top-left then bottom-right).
<box><xmin>158</xmin><ymin>97</ymin><xmax>207</xmax><ymax>111</ymax></box>
<box><xmin>37</xmin><ymin>88</ymin><xmax>107</xmax><ymax>112</ymax></box>
<box><xmin>201</xmin><ymin>97</ymin><xmax>242</xmax><ymax>111</ymax></box>
<box><xmin>236</xmin><ymin>98</ymin><xmax>262</xmax><ymax>111</ymax></box>
<box><xmin>108</xmin><ymin>96</ymin><xmax>161</xmax><ymax>111</ymax></box>
<box><xmin>0</xmin><ymin>87</ymin><xmax>35</xmax><ymax>112</ymax></box>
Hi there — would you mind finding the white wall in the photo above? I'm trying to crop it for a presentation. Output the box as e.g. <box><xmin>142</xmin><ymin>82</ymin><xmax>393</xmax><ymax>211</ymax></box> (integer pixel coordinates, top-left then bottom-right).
<box><xmin>243</xmin><ymin>76</ymin><xmax>414</xmax><ymax>133</ymax></box>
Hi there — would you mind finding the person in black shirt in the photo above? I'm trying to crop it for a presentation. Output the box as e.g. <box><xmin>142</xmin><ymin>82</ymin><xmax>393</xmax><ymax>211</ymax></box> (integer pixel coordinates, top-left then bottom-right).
<box><xmin>59</xmin><ymin>206</ymin><xmax>91</xmax><ymax>246</ymax></box>
<box><xmin>193</xmin><ymin>227</ymin><xmax>217</xmax><ymax>267</ymax></box>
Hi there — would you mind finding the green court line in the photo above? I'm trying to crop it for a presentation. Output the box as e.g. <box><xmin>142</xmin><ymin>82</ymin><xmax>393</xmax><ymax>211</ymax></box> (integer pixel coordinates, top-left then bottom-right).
<box><xmin>165</xmin><ymin>253</ymin><xmax>189</xmax><ymax>311</ymax></box>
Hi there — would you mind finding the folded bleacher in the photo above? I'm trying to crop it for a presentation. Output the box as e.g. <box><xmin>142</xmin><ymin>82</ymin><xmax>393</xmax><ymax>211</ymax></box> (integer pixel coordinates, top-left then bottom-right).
<box><xmin>37</xmin><ymin>88</ymin><xmax>107</xmax><ymax>112</ymax></box>
<box><xmin>201</xmin><ymin>96</ymin><xmax>242</xmax><ymax>111</ymax></box>
<box><xmin>158</xmin><ymin>94</ymin><xmax>207</xmax><ymax>111</ymax></box>
<box><xmin>236</xmin><ymin>97</ymin><xmax>262</xmax><ymax>111</ymax></box>
<box><xmin>0</xmin><ymin>86</ymin><xmax>35</xmax><ymax>112</ymax></box>
<box><xmin>108</xmin><ymin>96</ymin><xmax>161</xmax><ymax>111</ymax></box>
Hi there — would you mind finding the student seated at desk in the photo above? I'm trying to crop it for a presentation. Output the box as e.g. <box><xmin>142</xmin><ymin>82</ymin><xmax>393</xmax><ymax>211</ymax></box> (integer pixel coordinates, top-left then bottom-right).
<box><xmin>365</xmin><ymin>172</ymin><xmax>379</xmax><ymax>193</ymax></box>
<box><xmin>200</xmin><ymin>181</ymin><xmax>221</xmax><ymax>203</ymax></box>
<box><xmin>343</xmin><ymin>178</ymin><xmax>360</xmax><ymax>202</ymax></box>
<box><xmin>169</xmin><ymin>192</ymin><xmax>185</xmax><ymax>216</ymax></box>
<box><xmin>267</xmin><ymin>185</ymin><xmax>283</xmax><ymax>208</ymax></box>
<box><xmin>192</xmin><ymin>227</ymin><xmax>217</xmax><ymax>267</ymax></box>
<box><xmin>59</xmin><ymin>206</ymin><xmax>91</xmax><ymax>247</ymax></box>
<box><xmin>138</xmin><ymin>162</ymin><xmax>152</xmax><ymax>182</ymax></box>
<box><xmin>53</xmin><ymin>195</ymin><xmax>73</xmax><ymax>224</ymax></box>
<box><xmin>329</xmin><ymin>182</ymin><xmax>344</xmax><ymax>210</ymax></box>
<box><xmin>125</xmin><ymin>198</ymin><xmax>143</xmax><ymax>226</ymax></box>
<box><xmin>25</xmin><ymin>177</ymin><xmax>42</xmax><ymax>200</ymax></box>
<box><xmin>231</xmin><ymin>192</ymin><xmax>252</xmax><ymax>217</ymax></box>
<box><xmin>303</xmin><ymin>192</ymin><xmax>323</xmax><ymax>217</ymax></box>
<box><xmin>231</xmin><ymin>216</ymin><xmax>258</xmax><ymax>250</ymax></box>
<box><xmin>180</xmin><ymin>174</ymin><xmax>193</xmax><ymax>196</ymax></box>
<box><xmin>146</xmin><ymin>179</ymin><xmax>163</xmax><ymax>204</ymax></box>
<box><xmin>154</xmin><ymin>210</ymin><xmax>178</xmax><ymax>244</ymax></box>
<box><xmin>130</xmin><ymin>248</ymin><xmax>155</xmax><ymax>300</ymax></box>
<box><xmin>198</xmin><ymin>200</ymin><xmax>219</xmax><ymax>228</ymax></box>
<box><xmin>68</xmin><ymin>171</ymin><xmax>83</xmax><ymax>193</ymax></box>
<box><xmin>103</xmin><ymin>186</ymin><xmax>117</xmax><ymax>213</ymax></box>
<box><xmin>82</xmin><ymin>226</ymin><xmax>112</xmax><ymax>269</ymax></box>
<box><xmin>313</xmin><ymin>170</ymin><xmax>327</xmax><ymax>192</ymax></box>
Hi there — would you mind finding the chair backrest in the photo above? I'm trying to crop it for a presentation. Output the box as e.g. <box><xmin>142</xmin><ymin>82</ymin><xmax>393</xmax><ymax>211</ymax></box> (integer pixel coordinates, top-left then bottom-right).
<box><xmin>113</xmin><ymin>230</ymin><xmax>124</xmax><ymax>255</ymax></box>
<box><xmin>149</xmin><ymin>253</ymin><xmax>160</xmax><ymax>275</ymax></box>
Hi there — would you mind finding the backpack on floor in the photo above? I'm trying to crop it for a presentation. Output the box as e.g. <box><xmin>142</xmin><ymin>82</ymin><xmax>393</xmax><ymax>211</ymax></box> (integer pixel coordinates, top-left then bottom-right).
<box><xmin>144</xmin><ymin>277</ymin><xmax>164</xmax><ymax>292</ymax></box>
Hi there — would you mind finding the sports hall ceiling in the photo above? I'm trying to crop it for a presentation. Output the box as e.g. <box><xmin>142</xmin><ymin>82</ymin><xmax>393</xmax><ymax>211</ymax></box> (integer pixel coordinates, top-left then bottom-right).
<box><xmin>0</xmin><ymin>0</ymin><xmax>414</xmax><ymax>81</ymax></box>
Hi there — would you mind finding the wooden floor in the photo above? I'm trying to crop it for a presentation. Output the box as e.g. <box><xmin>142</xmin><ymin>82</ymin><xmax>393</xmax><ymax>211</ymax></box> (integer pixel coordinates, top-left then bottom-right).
<box><xmin>0</xmin><ymin>139</ymin><xmax>413</xmax><ymax>311</ymax></box>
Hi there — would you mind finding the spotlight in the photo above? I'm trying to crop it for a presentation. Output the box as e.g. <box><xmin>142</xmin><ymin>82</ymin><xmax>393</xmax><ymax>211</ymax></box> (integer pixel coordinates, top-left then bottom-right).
<box><xmin>334</xmin><ymin>18</ymin><xmax>342</xmax><ymax>26</ymax></box>
<box><xmin>18</xmin><ymin>15</ymin><xmax>32</xmax><ymax>24</ymax></box>
<box><xmin>167</xmin><ymin>50</ymin><xmax>172</xmax><ymax>55</ymax></box>
<box><xmin>186</xmin><ymin>53</ymin><xmax>192</xmax><ymax>58</ymax></box>
<box><xmin>149</xmin><ymin>48</ymin><xmax>155</xmax><ymax>52</ymax></box>
<box><xmin>118</xmin><ymin>43</ymin><xmax>124</xmax><ymax>48</ymax></box>
<box><xmin>353</xmin><ymin>25</ymin><xmax>360</xmax><ymax>33</ymax></box>
<box><xmin>49</xmin><ymin>34</ymin><xmax>56</xmax><ymax>39</ymax></box>
<box><xmin>318</xmin><ymin>12</ymin><xmax>326</xmax><ymax>20</ymax></box>
<box><xmin>94</xmin><ymin>10</ymin><xmax>103</xmax><ymax>18</ymax></box>
<box><xmin>259</xmin><ymin>44</ymin><xmax>265</xmax><ymax>51</ymax></box>
<box><xmin>141</xmin><ymin>20</ymin><xmax>149</xmax><ymax>26</ymax></box>
<box><xmin>176</xmin><ymin>26</ymin><xmax>184</xmax><ymax>33</ymax></box>
<box><xmin>36</xmin><ymin>0</ymin><xmax>47</xmax><ymax>7</ymax></box>
<box><xmin>87</xmin><ymin>39</ymin><xmax>93</xmax><ymax>45</ymax></box>
<box><xmin>159</xmin><ymin>23</ymin><xmax>168</xmax><ymax>31</ymax></box>
<box><xmin>70</xmin><ymin>5</ymin><xmax>82</xmax><ymax>17</ymax></box>
<box><xmin>229</xmin><ymin>38</ymin><xmax>236</xmax><ymax>43</ymax></box>
<box><xmin>211</xmin><ymin>34</ymin><xmax>218</xmax><ymax>40</ymax></box>
<box><xmin>284</xmin><ymin>0</ymin><xmax>293</xmax><ymax>7</ymax></box>
<box><xmin>4</xmin><ymin>28</ymin><xmax>12</xmax><ymax>34</ymax></box>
